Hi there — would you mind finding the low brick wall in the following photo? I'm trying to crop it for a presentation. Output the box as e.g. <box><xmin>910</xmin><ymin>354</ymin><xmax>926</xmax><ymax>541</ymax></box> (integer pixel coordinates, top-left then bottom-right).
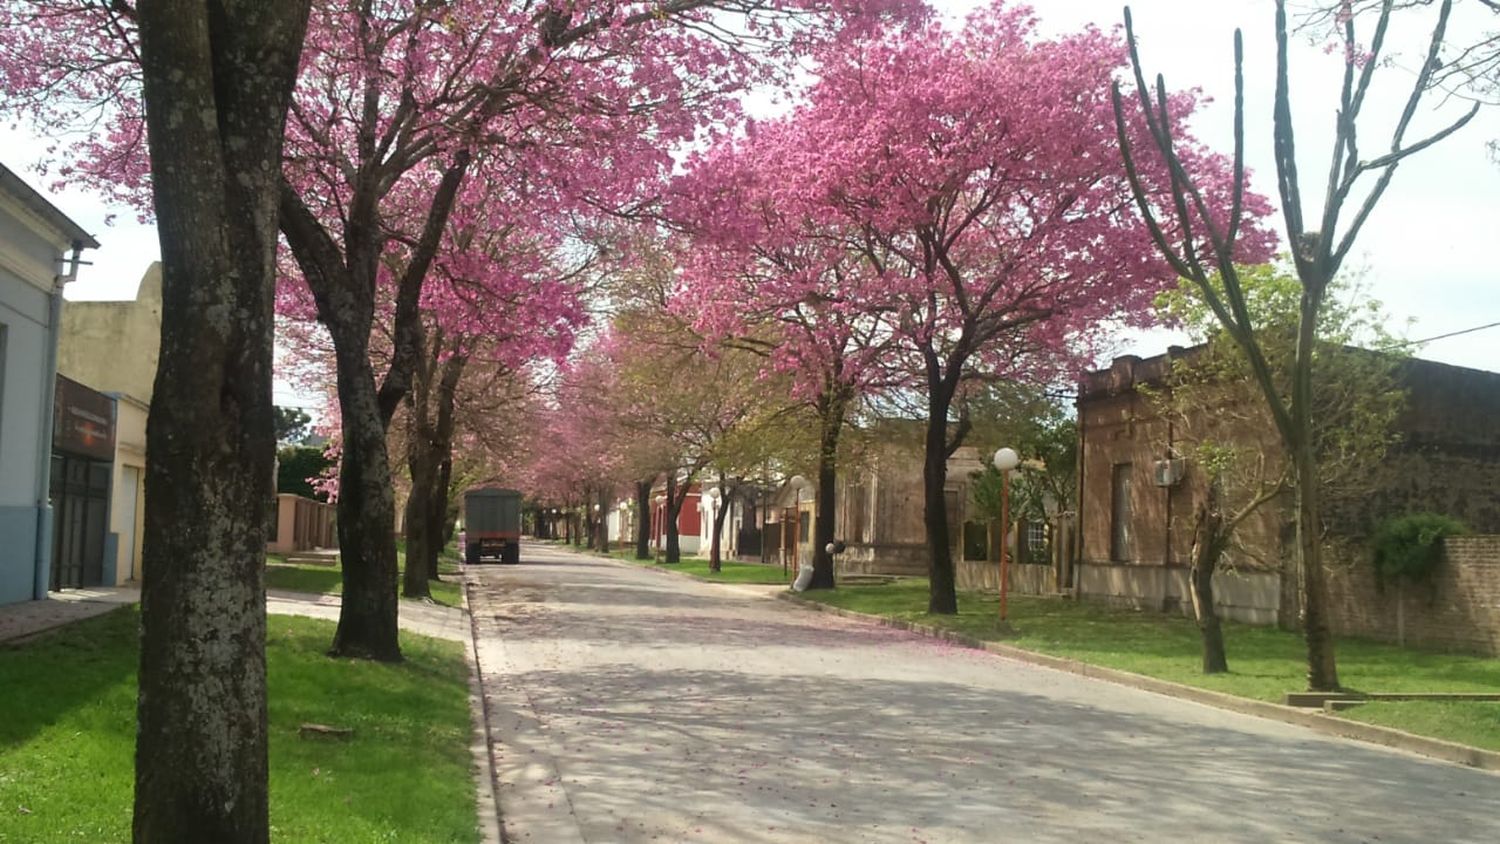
<box><xmin>1326</xmin><ymin>535</ymin><xmax>1500</xmax><ymax>655</ymax></box>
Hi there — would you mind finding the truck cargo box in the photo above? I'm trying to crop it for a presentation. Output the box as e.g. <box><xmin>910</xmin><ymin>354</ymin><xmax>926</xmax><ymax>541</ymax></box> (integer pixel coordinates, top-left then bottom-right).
<box><xmin>463</xmin><ymin>488</ymin><xmax>521</xmax><ymax>564</ymax></box>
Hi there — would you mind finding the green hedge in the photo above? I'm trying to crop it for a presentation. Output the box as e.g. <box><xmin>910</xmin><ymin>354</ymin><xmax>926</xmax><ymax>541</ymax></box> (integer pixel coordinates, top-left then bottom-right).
<box><xmin>1371</xmin><ymin>513</ymin><xmax>1467</xmax><ymax>585</ymax></box>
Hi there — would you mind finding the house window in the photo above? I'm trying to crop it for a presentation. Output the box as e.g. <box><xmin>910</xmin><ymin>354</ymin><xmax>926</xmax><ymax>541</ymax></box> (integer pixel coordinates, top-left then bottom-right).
<box><xmin>844</xmin><ymin>481</ymin><xmax>867</xmax><ymax>543</ymax></box>
<box><xmin>1110</xmin><ymin>463</ymin><xmax>1133</xmax><ymax>562</ymax></box>
<box><xmin>1026</xmin><ymin>521</ymin><xmax>1049</xmax><ymax>564</ymax></box>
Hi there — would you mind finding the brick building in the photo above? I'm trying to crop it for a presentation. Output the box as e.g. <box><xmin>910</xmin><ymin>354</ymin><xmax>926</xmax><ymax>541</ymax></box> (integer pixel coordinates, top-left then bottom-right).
<box><xmin>1075</xmin><ymin>347</ymin><xmax>1500</xmax><ymax>631</ymax></box>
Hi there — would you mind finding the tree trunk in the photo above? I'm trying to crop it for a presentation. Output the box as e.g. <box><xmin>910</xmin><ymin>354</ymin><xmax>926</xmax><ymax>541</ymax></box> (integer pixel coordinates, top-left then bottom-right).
<box><xmin>1295</xmin><ymin>436</ymin><xmax>1339</xmax><ymax>690</ymax></box>
<box><xmin>597</xmin><ymin>487</ymin><xmax>610</xmax><ymax>554</ymax></box>
<box><xmin>1188</xmin><ymin>502</ymin><xmax>1230</xmax><ymax>675</ymax></box>
<box><xmin>133</xmin><ymin>3</ymin><xmax>310</xmax><ymax>841</ymax></box>
<box><xmin>402</xmin><ymin>439</ymin><xmax>434</xmax><ymax>600</ymax></box>
<box><xmin>709</xmin><ymin>482</ymin><xmax>730</xmax><ymax>573</ymax></box>
<box><xmin>924</xmin><ymin>393</ymin><xmax>958</xmax><ymax>614</ymax></box>
<box><xmin>328</xmin><ymin>349</ymin><xmax>403</xmax><ymax>660</ymax></box>
<box><xmin>431</xmin><ymin>455</ymin><xmax>453</xmax><ymax>579</ymax></box>
<box><xmin>808</xmin><ymin>401</ymin><xmax>844</xmax><ymax>591</ymax></box>
<box><xmin>635</xmin><ymin>480</ymin><xmax>652</xmax><ymax>560</ymax></box>
<box><xmin>408</xmin><ymin>347</ymin><xmax>461</xmax><ymax>591</ymax></box>
<box><xmin>1294</xmin><ymin>280</ymin><xmax>1339</xmax><ymax>691</ymax></box>
<box><xmin>664</xmin><ymin>473</ymin><xmax>689</xmax><ymax>564</ymax></box>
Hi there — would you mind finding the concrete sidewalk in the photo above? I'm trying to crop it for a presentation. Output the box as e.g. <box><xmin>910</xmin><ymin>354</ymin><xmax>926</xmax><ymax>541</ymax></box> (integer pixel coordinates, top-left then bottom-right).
<box><xmin>1</xmin><ymin>585</ymin><xmax>467</xmax><ymax>644</ymax></box>
<box><xmin>0</xmin><ymin>586</ymin><xmax>140</xmax><ymax>644</ymax></box>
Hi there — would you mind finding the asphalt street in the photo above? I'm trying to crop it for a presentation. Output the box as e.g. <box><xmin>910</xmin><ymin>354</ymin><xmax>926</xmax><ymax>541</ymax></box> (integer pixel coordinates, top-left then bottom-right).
<box><xmin>468</xmin><ymin>543</ymin><xmax>1500</xmax><ymax>843</ymax></box>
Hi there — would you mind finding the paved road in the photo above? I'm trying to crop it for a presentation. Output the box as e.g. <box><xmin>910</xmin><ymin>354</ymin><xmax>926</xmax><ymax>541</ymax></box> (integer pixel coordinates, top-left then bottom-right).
<box><xmin>468</xmin><ymin>543</ymin><xmax>1500</xmax><ymax>844</ymax></box>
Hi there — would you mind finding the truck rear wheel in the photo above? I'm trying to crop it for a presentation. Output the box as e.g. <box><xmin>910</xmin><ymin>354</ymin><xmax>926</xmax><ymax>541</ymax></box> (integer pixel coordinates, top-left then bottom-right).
<box><xmin>466</xmin><ymin>542</ymin><xmax>480</xmax><ymax>565</ymax></box>
<box><xmin>503</xmin><ymin>542</ymin><xmax>520</xmax><ymax>565</ymax></box>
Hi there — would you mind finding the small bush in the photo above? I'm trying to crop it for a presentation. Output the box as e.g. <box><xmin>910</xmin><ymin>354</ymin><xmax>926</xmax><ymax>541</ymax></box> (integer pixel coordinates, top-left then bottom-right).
<box><xmin>1372</xmin><ymin>513</ymin><xmax>1468</xmax><ymax>585</ymax></box>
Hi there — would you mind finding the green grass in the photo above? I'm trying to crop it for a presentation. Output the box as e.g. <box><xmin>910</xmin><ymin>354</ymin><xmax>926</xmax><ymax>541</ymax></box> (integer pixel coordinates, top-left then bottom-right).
<box><xmin>0</xmin><ymin>607</ymin><xmax>477</xmax><ymax>843</ymax></box>
<box><xmin>1340</xmin><ymin>702</ymin><xmax>1500</xmax><ymax>751</ymax></box>
<box><xmin>265</xmin><ymin>542</ymin><xmax>463</xmax><ymax>607</ymax></box>
<box><xmin>797</xmin><ymin>578</ymin><xmax>1500</xmax><ymax>748</ymax></box>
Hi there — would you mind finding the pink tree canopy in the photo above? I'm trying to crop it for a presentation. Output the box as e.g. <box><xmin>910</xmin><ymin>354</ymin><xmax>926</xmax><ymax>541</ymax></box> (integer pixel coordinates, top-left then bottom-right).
<box><xmin>672</xmin><ymin>1</ymin><xmax>1276</xmax><ymax>610</ymax></box>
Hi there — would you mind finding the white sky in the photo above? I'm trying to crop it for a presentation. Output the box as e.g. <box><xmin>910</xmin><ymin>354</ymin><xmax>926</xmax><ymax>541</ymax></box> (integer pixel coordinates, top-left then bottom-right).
<box><xmin>4</xmin><ymin>0</ymin><xmax>1496</xmax><ymax>388</ymax></box>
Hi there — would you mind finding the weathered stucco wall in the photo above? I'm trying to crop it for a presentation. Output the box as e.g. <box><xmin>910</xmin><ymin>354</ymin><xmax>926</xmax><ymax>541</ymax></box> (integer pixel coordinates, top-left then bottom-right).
<box><xmin>832</xmin><ymin>439</ymin><xmax>983</xmax><ymax>578</ymax></box>
<box><xmin>58</xmin><ymin>262</ymin><xmax>162</xmax><ymax>403</ymax></box>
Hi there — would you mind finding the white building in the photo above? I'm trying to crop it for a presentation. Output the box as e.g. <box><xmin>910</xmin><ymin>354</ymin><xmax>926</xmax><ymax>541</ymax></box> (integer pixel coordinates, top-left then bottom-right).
<box><xmin>0</xmin><ymin>163</ymin><xmax>98</xmax><ymax>605</ymax></box>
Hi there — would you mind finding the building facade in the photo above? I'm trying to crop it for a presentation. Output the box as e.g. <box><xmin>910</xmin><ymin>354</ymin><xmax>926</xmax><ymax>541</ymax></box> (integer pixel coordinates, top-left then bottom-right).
<box><xmin>1075</xmin><ymin>348</ymin><xmax>1500</xmax><ymax>626</ymax></box>
<box><xmin>57</xmin><ymin>262</ymin><xmax>161</xmax><ymax>584</ymax></box>
<box><xmin>0</xmin><ymin>163</ymin><xmax>98</xmax><ymax>605</ymax></box>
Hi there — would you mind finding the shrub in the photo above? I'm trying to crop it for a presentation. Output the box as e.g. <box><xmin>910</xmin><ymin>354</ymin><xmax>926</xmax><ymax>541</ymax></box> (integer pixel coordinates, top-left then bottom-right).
<box><xmin>277</xmin><ymin>445</ymin><xmax>333</xmax><ymax>499</ymax></box>
<box><xmin>1371</xmin><ymin>513</ymin><xmax>1468</xmax><ymax>585</ymax></box>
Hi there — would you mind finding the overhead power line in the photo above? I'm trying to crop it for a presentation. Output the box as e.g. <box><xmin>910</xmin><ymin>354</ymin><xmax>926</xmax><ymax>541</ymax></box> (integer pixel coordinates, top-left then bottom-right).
<box><xmin>1397</xmin><ymin>319</ymin><xmax>1500</xmax><ymax>348</ymax></box>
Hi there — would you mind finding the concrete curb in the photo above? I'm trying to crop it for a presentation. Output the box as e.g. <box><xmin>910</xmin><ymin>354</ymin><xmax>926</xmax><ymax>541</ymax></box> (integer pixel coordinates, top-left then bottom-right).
<box><xmin>777</xmin><ymin>592</ymin><xmax>1500</xmax><ymax>774</ymax></box>
<box><xmin>460</xmin><ymin>566</ymin><xmax>504</xmax><ymax>844</ymax></box>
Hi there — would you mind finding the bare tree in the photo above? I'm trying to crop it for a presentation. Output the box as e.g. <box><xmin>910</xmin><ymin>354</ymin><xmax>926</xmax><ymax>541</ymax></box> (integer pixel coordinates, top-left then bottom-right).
<box><xmin>1113</xmin><ymin>0</ymin><xmax>1477</xmax><ymax>690</ymax></box>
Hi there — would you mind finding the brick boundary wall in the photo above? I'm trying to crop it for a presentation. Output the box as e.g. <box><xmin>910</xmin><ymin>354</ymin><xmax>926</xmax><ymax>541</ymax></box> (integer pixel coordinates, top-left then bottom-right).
<box><xmin>1326</xmin><ymin>535</ymin><xmax>1500</xmax><ymax>656</ymax></box>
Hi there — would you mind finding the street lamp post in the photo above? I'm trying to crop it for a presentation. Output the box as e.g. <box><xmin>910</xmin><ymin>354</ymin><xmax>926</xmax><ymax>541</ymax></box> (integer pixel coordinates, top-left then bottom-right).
<box><xmin>993</xmin><ymin>447</ymin><xmax>1021</xmax><ymax>623</ymax></box>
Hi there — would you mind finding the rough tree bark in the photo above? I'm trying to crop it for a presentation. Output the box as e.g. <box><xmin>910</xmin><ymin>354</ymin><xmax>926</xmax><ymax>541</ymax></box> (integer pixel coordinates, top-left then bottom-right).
<box><xmin>403</xmin><ymin>434</ymin><xmax>435</xmax><ymax>600</ymax></box>
<box><xmin>432</xmin><ymin>455</ymin><xmax>455</xmax><ymax>578</ymax></box>
<box><xmin>1188</xmin><ymin>493</ymin><xmax>1231</xmax><ymax>674</ymax></box>
<box><xmin>662</xmin><ymin>472</ymin><xmax>697</xmax><ymax>564</ymax></box>
<box><xmin>596</xmin><ymin>487</ymin><xmax>610</xmax><ymax>553</ymax></box>
<box><xmin>922</xmin><ymin>358</ymin><xmax>969</xmax><ymax>615</ymax></box>
<box><xmin>807</xmin><ymin>390</ymin><xmax>847</xmax><ymax>590</ymax></box>
<box><xmin>403</xmin><ymin>338</ymin><xmax>465</xmax><ymax>599</ymax></box>
<box><xmin>708</xmin><ymin>477</ymin><xmax>732</xmax><ymax>573</ymax></box>
<box><xmin>635</xmin><ymin>479</ymin><xmax>652</xmax><ymax>560</ymax></box>
<box><xmin>132</xmin><ymin>1</ymin><xmax>310</xmax><ymax>840</ymax></box>
<box><xmin>278</xmin><ymin>143</ymin><xmax>470</xmax><ymax>661</ymax></box>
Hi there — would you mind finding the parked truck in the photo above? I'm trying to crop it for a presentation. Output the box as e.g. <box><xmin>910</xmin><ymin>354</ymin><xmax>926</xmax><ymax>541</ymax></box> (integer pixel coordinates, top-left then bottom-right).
<box><xmin>463</xmin><ymin>487</ymin><xmax>522</xmax><ymax>564</ymax></box>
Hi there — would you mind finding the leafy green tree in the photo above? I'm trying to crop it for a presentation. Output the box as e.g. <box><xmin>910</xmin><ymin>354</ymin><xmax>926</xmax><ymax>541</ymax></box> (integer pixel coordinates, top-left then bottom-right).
<box><xmin>274</xmin><ymin>405</ymin><xmax>313</xmax><ymax>444</ymax></box>
<box><xmin>1148</xmin><ymin>264</ymin><xmax>1408</xmax><ymax>673</ymax></box>
<box><xmin>277</xmin><ymin>445</ymin><xmax>334</xmax><ymax>500</ymax></box>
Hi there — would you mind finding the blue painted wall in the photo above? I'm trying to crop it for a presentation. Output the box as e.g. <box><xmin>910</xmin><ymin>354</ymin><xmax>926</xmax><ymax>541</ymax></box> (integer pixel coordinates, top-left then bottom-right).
<box><xmin>0</xmin><ymin>195</ymin><xmax>65</xmax><ymax>605</ymax></box>
<box><xmin>0</xmin><ymin>506</ymin><xmax>38</xmax><ymax>604</ymax></box>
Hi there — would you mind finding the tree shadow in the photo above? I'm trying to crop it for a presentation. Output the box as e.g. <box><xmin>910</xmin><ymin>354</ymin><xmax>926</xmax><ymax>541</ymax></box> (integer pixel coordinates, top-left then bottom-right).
<box><xmin>472</xmin><ymin>564</ymin><xmax>1500</xmax><ymax>843</ymax></box>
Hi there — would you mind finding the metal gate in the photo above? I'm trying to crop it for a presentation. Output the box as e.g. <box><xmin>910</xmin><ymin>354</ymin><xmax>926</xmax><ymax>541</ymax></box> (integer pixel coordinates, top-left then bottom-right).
<box><xmin>50</xmin><ymin>453</ymin><xmax>110</xmax><ymax>590</ymax></box>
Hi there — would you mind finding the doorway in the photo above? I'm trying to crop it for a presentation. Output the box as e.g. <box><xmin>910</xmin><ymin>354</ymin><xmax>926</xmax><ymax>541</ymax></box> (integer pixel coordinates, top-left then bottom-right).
<box><xmin>50</xmin><ymin>453</ymin><xmax>111</xmax><ymax>590</ymax></box>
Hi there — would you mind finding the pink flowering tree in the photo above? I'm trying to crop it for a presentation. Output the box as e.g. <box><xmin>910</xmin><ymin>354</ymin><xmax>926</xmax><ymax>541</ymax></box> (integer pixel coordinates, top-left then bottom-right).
<box><xmin>723</xmin><ymin>3</ymin><xmax>1274</xmax><ymax>613</ymax></box>
<box><xmin>673</xmin><ymin>127</ymin><xmax>904</xmax><ymax>589</ymax></box>
<box><xmin>0</xmin><ymin>0</ymin><xmax>920</xmax><ymax>661</ymax></box>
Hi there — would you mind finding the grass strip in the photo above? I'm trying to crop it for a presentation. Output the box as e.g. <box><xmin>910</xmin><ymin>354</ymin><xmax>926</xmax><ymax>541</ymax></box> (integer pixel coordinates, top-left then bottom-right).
<box><xmin>0</xmin><ymin>607</ymin><xmax>477</xmax><ymax>843</ymax></box>
<box><xmin>265</xmin><ymin>542</ymin><xmax>463</xmax><ymax>607</ymax></box>
<box><xmin>797</xmin><ymin>578</ymin><xmax>1500</xmax><ymax>749</ymax></box>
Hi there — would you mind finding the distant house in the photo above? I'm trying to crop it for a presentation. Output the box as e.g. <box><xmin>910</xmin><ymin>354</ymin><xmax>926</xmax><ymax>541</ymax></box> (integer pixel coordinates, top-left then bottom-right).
<box><xmin>0</xmin><ymin>162</ymin><xmax>99</xmax><ymax>605</ymax></box>
<box><xmin>56</xmin><ymin>263</ymin><xmax>161</xmax><ymax>584</ymax></box>
<box><xmin>758</xmin><ymin>428</ymin><xmax>994</xmax><ymax>579</ymax></box>
<box><xmin>647</xmin><ymin>478</ymin><xmax>703</xmax><ymax>556</ymax></box>
<box><xmin>1074</xmin><ymin>348</ymin><xmax>1500</xmax><ymax>625</ymax></box>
